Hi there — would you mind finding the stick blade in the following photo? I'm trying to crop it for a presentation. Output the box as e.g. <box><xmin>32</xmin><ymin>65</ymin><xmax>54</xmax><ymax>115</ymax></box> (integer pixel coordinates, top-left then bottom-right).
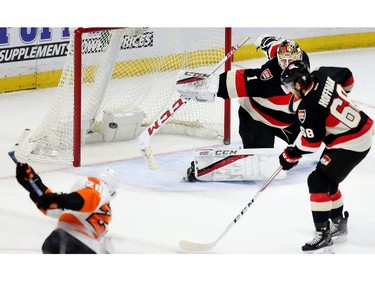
<box><xmin>141</xmin><ymin>146</ymin><xmax>159</xmax><ymax>170</ymax></box>
<box><xmin>179</xmin><ymin>240</ymin><xmax>213</xmax><ymax>252</ymax></box>
<box><xmin>8</xmin><ymin>128</ymin><xmax>31</xmax><ymax>164</ymax></box>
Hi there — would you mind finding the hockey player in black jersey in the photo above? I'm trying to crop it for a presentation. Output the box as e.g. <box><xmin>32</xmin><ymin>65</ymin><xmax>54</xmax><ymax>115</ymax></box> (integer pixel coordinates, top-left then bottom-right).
<box><xmin>279</xmin><ymin>60</ymin><xmax>374</xmax><ymax>253</ymax></box>
<box><xmin>177</xmin><ymin>35</ymin><xmax>355</xmax><ymax>182</ymax></box>
<box><xmin>226</xmin><ymin>36</ymin><xmax>311</xmax><ymax>148</ymax></box>
<box><xmin>180</xmin><ymin>35</ymin><xmax>313</xmax><ymax>149</ymax></box>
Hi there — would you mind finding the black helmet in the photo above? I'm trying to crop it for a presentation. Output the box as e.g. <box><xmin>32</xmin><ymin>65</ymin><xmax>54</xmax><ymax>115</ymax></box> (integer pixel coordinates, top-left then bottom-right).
<box><xmin>280</xmin><ymin>60</ymin><xmax>311</xmax><ymax>90</ymax></box>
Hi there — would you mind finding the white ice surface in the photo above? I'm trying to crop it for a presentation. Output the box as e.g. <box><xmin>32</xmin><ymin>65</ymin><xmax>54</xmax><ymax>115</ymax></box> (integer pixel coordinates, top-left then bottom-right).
<box><xmin>1</xmin><ymin>48</ymin><xmax>375</xmax><ymax>279</ymax></box>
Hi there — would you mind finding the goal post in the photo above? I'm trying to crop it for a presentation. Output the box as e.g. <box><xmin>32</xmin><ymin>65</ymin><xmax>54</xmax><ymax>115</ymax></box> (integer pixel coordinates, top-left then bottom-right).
<box><xmin>73</xmin><ymin>27</ymin><xmax>126</xmax><ymax>166</ymax></box>
<box><xmin>224</xmin><ymin>27</ymin><xmax>232</xmax><ymax>145</ymax></box>
<box><xmin>17</xmin><ymin>27</ymin><xmax>233</xmax><ymax>166</ymax></box>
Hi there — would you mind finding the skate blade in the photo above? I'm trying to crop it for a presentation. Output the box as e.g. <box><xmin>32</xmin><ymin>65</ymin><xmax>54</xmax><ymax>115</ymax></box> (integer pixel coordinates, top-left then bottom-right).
<box><xmin>303</xmin><ymin>245</ymin><xmax>335</xmax><ymax>254</ymax></box>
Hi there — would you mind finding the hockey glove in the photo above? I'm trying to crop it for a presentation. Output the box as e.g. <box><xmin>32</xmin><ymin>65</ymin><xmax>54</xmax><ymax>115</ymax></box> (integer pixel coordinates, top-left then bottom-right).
<box><xmin>176</xmin><ymin>70</ymin><xmax>218</xmax><ymax>103</ymax></box>
<box><xmin>254</xmin><ymin>34</ymin><xmax>284</xmax><ymax>59</ymax></box>
<box><xmin>36</xmin><ymin>193</ymin><xmax>67</xmax><ymax>210</ymax></box>
<box><xmin>16</xmin><ymin>163</ymin><xmax>47</xmax><ymax>194</ymax></box>
<box><xmin>279</xmin><ymin>148</ymin><xmax>301</xmax><ymax>170</ymax></box>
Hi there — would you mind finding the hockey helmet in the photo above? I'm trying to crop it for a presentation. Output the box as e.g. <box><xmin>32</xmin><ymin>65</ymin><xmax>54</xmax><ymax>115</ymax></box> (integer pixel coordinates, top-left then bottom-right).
<box><xmin>277</xmin><ymin>40</ymin><xmax>303</xmax><ymax>69</ymax></box>
<box><xmin>280</xmin><ymin>60</ymin><xmax>311</xmax><ymax>91</ymax></box>
<box><xmin>97</xmin><ymin>168</ymin><xmax>120</xmax><ymax>198</ymax></box>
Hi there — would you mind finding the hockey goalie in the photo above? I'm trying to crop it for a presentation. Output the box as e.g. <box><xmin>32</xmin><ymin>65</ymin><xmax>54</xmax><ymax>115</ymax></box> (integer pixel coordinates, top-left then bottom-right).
<box><xmin>176</xmin><ymin>70</ymin><xmax>286</xmax><ymax>182</ymax></box>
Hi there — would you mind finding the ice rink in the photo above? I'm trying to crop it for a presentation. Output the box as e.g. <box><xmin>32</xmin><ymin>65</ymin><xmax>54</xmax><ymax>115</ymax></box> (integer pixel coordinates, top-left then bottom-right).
<box><xmin>1</xmin><ymin>47</ymin><xmax>375</xmax><ymax>279</ymax></box>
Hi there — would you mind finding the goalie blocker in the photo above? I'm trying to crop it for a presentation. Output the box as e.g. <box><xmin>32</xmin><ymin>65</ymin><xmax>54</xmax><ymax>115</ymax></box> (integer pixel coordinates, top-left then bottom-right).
<box><xmin>185</xmin><ymin>148</ymin><xmax>287</xmax><ymax>182</ymax></box>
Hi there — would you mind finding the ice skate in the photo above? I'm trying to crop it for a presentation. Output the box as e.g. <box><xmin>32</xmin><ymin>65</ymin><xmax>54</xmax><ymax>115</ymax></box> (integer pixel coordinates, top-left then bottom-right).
<box><xmin>182</xmin><ymin>161</ymin><xmax>197</xmax><ymax>182</ymax></box>
<box><xmin>330</xmin><ymin>211</ymin><xmax>349</xmax><ymax>243</ymax></box>
<box><xmin>302</xmin><ymin>225</ymin><xmax>334</xmax><ymax>254</ymax></box>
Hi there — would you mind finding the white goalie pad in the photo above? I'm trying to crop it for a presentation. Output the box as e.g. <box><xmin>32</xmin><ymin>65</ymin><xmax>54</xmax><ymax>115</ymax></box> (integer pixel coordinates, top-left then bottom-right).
<box><xmin>192</xmin><ymin>148</ymin><xmax>286</xmax><ymax>181</ymax></box>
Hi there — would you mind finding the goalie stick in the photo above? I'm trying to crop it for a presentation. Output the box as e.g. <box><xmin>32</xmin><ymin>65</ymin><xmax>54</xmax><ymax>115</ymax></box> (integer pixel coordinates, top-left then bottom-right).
<box><xmin>8</xmin><ymin>128</ymin><xmax>43</xmax><ymax>197</ymax></box>
<box><xmin>179</xmin><ymin>165</ymin><xmax>282</xmax><ymax>252</ymax></box>
<box><xmin>138</xmin><ymin>35</ymin><xmax>252</xmax><ymax>170</ymax></box>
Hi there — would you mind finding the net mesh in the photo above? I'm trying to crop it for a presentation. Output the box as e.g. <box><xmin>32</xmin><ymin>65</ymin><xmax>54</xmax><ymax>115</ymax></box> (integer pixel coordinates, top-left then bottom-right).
<box><xmin>17</xmin><ymin>28</ymin><xmax>227</xmax><ymax>163</ymax></box>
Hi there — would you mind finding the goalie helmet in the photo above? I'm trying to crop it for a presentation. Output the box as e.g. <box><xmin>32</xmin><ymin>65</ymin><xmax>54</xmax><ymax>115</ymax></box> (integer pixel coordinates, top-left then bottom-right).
<box><xmin>280</xmin><ymin>60</ymin><xmax>311</xmax><ymax>91</ymax></box>
<box><xmin>97</xmin><ymin>168</ymin><xmax>120</xmax><ymax>199</ymax></box>
<box><xmin>277</xmin><ymin>40</ymin><xmax>303</xmax><ymax>69</ymax></box>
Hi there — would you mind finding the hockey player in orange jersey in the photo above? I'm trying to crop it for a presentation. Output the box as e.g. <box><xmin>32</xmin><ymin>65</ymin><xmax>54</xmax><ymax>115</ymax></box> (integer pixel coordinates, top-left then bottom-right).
<box><xmin>16</xmin><ymin>162</ymin><xmax>119</xmax><ymax>254</ymax></box>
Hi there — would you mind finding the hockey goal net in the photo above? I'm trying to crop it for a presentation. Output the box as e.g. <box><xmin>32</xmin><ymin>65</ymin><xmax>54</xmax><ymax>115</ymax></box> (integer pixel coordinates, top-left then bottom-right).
<box><xmin>17</xmin><ymin>27</ymin><xmax>232</xmax><ymax>166</ymax></box>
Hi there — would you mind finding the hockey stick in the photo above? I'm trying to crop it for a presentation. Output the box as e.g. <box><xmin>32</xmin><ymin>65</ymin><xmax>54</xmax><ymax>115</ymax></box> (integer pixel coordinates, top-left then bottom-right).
<box><xmin>138</xmin><ymin>35</ymin><xmax>251</xmax><ymax>170</ymax></box>
<box><xmin>179</xmin><ymin>165</ymin><xmax>283</xmax><ymax>252</ymax></box>
<box><xmin>8</xmin><ymin>129</ymin><xmax>43</xmax><ymax>196</ymax></box>
<box><xmin>196</xmin><ymin>154</ymin><xmax>250</xmax><ymax>178</ymax></box>
<box><xmin>196</xmin><ymin>148</ymin><xmax>282</xmax><ymax>177</ymax></box>
<box><xmin>183</xmin><ymin>148</ymin><xmax>281</xmax><ymax>181</ymax></box>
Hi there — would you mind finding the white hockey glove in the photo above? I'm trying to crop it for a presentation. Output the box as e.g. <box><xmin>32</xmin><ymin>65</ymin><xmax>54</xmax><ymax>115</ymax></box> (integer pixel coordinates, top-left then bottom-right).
<box><xmin>254</xmin><ymin>34</ymin><xmax>284</xmax><ymax>59</ymax></box>
<box><xmin>176</xmin><ymin>70</ymin><xmax>219</xmax><ymax>103</ymax></box>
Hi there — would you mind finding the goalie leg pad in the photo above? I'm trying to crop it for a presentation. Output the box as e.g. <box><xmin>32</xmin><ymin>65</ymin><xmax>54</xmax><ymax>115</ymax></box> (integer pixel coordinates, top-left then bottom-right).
<box><xmin>191</xmin><ymin>148</ymin><xmax>286</xmax><ymax>182</ymax></box>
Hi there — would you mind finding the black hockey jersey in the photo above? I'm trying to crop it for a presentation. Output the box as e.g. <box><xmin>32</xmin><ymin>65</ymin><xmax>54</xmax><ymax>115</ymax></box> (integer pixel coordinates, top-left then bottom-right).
<box><xmin>217</xmin><ymin>52</ymin><xmax>311</xmax><ymax>128</ymax></box>
<box><xmin>288</xmin><ymin>67</ymin><xmax>373</xmax><ymax>157</ymax></box>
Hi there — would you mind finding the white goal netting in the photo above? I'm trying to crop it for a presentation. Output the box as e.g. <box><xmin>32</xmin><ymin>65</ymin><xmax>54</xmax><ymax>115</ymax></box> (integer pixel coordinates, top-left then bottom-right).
<box><xmin>17</xmin><ymin>27</ymin><xmax>228</xmax><ymax>164</ymax></box>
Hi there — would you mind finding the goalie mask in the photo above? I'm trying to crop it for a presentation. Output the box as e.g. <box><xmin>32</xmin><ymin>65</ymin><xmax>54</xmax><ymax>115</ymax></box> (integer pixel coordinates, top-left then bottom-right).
<box><xmin>277</xmin><ymin>40</ymin><xmax>303</xmax><ymax>70</ymax></box>
<box><xmin>97</xmin><ymin>168</ymin><xmax>120</xmax><ymax>199</ymax></box>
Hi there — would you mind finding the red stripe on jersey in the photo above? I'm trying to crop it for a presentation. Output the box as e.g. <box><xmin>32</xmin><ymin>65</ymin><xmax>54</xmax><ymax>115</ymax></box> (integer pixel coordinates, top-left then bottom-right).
<box><xmin>327</xmin><ymin>118</ymin><xmax>373</xmax><ymax>148</ymax></box>
<box><xmin>329</xmin><ymin>190</ymin><xmax>342</xmax><ymax>201</ymax></box>
<box><xmin>267</xmin><ymin>94</ymin><xmax>294</xmax><ymax>105</ymax></box>
<box><xmin>269</xmin><ymin>43</ymin><xmax>280</xmax><ymax>59</ymax></box>
<box><xmin>301</xmin><ymin>136</ymin><xmax>322</xmax><ymax>148</ymax></box>
<box><xmin>342</xmin><ymin>75</ymin><xmax>354</xmax><ymax>88</ymax></box>
<box><xmin>248</xmin><ymin>97</ymin><xmax>291</xmax><ymax>127</ymax></box>
<box><xmin>235</xmin><ymin>69</ymin><xmax>247</xmax><ymax>97</ymax></box>
<box><xmin>310</xmin><ymin>193</ymin><xmax>331</xmax><ymax>203</ymax></box>
<box><xmin>197</xmin><ymin>155</ymin><xmax>250</xmax><ymax>177</ymax></box>
<box><xmin>326</xmin><ymin>114</ymin><xmax>340</xmax><ymax>127</ymax></box>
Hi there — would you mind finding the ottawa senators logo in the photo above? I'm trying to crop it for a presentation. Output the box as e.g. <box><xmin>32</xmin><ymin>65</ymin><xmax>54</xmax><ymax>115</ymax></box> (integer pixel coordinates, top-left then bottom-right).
<box><xmin>320</xmin><ymin>155</ymin><xmax>331</xmax><ymax>166</ymax></box>
<box><xmin>260</xmin><ymin>69</ymin><xmax>273</xmax><ymax>81</ymax></box>
<box><xmin>298</xmin><ymin>109</ymin><xmax>306</xmax><ymax>123</ymax></box>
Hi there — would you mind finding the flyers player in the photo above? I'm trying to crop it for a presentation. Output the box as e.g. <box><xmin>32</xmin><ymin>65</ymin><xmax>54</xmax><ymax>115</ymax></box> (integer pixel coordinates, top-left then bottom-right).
<box><xmin>16</xmin><ymin>163</ymin><xmax>119</xmax><ymax>254</ymax></box>
<box><xmin>279</xmin><ymin>60</ymin><xmax>374</xmax><ymax>253</ymax></box>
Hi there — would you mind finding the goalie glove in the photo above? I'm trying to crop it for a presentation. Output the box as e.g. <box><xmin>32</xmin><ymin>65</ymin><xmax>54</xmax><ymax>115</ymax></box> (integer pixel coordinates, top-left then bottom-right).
<box><xmin>176</xmin><ymin>70</ymin><xmax>219</xmax><ymax>103</ymax></box>
<box><xmin>279</xmin><ymin>147</ymin><xmax>301</xmax><ymax>170</ymax></box>
<box><xmin>254</xmin><ymin>34</ymin><xmax>284</xmax><ymax>59</ymax></box>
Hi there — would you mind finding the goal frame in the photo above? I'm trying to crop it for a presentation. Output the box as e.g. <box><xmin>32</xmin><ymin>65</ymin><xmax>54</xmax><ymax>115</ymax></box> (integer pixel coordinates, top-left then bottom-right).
<box><xmin>72</xmin><ymin>27</ymin><xmax>232</xmax><ymax>167</ymax></box>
